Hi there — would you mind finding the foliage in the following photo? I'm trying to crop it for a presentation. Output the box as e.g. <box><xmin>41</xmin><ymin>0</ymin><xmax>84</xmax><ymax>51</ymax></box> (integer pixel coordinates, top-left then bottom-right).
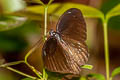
<box><xmin>87</xmin><ymin>74</ymin><xmax>105</xmax><ymax>80</ymax></box>
<box><xmin>101</xmin><ymin>0</ymin><xmax>120</xmax><ymax>30</ymax></box>
<box><xmin>111</xmin><ymin>67</ymin><xmax>120</xmax><ymax>80</ymax></box>
<box><xmin>0</xmin><ymin>16</ymin><xmax>27</xmax><ymax>31</ymax></box>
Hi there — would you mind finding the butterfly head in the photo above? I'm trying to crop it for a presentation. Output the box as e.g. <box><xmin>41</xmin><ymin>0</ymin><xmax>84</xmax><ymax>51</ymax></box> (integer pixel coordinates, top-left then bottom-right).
<box><xmin>49</xmin><ymin>29</ymin><xmax>56</xmax><ymax>36</ymax></box>
<box><xmin>49</xmin><ymin>29</ymin><xmax>61</xmax><ymax>40</ymax></box>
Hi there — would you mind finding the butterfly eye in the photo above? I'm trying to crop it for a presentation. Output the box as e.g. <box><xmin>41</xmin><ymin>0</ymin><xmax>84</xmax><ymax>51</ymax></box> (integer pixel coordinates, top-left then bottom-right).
<box><xmin>49</xmin><ymin>29</ymin><xmax>55</xmax><ymax>36</ymax></box>
<box><xmin>51</xmin><ymin>32</ymin><xmax>56</xmax><ymax>36</ymax></box>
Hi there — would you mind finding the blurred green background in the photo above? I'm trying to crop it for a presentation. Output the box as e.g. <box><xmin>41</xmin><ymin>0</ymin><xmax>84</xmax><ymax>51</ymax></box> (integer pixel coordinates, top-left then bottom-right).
<box><xmin>0</xmin><ymin>0</ymin><xmax>120</xmax><ymax>80</ymax></box>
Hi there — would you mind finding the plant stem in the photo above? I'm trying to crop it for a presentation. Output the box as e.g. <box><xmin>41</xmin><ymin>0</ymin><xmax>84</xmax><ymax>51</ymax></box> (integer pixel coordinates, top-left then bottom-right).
<box><xmin>25</xmin><ymin>51</ymin><xmax>42</xmax><ymax>79</ymax></box>
<box><xmin>42</xmin><ymin>5</ymin><xmax>49</xmax><ymax>80</ymax></box>
<box><xmin>103</xmin><ymin>20</ymin><xmax>110</xmax><ymax>80</ymax></box>
<box><xmin>44</xmin><ymin>0</ymin><xmax>54</xmax><ymax>41</ymax></box>
<box><xmin>6</xmin><ymin>67</ymin><xmax>37</xmax><ymax>80</ymax></box>
<box><xmin>24</xmin><ymin>39</ymin><xmax>43</xmax><ymax>79</ymax></box>
<box><xmin>25</xmin><ymin>62</ymin><xmax>43</xmax><ymax>79</ymax></box>
<box><xmin>44</xmin><ymin>6</ymin><xmax>48</xmax><ymax>41</ymax></box>
<box><xmin>25</xmin><ymin>45</ymin><xmax>38</xmax><ymax>63</ymax></box>
<box><xmin>0</xmin><ymin>61</ymin><xmax>38</xmax><ymax>79</ymax></box>
<box><xmin>0</xmin><ymin>61</ymin><xmax>24</xmax><ymax>67</ymax></box>
<box><xmin>42</xmin><ymin>0</ymin><xmax>54</xmax><ymax>78</ymax></box>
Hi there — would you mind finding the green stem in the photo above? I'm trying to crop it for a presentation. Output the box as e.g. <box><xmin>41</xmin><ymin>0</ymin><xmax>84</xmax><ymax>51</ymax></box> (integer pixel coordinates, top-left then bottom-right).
<box><xmin>25</xmin><ymin>45</ymin><xmax>38</xmax><ymax>63</ymax></box>
<box><xmin>0</xmin><ymin>61</ymin><xmax>24</xmax><ymax>67</ymax></box>
<box><xmin>25</xmin><ymin>62</ymin><xmax>42</xmax><ymax>79</ymax></box>
<box><xmin>42</xmin><ymin>0</ymin><xmax>54</xmax><ymax>79</ymax></box>
<box><xmin>6</xmin><ymin>67</ymin><xmax>37</xmax><ymax>80</ymax></box>
<box><xmin>43</xmin><ymin>68</ymin><xmax>48</xmax><ymax>80</ymax></box>
<box><xmin>0</xmin><ymin>61</ymin><xmax>42</xmax><ymax>79</ymax></box>
<box><xmin>24</xmin><ymin>0</ymin><xmax>53</xmax><ymax>80</ymax></box>
<box><xmin>24</xmin><ymin>39</ymin><xmax>42</xmax><ymax>79</ymax></box>
<box><xmin>44</xmin><ymin>6</ymin><xmax>48</xmax><ymax>41</ymax></box>
<box><xmin>25</xmin><ymin>54</ymin><xmax>42</xmax><ymax>79</ymax></box>
<box><xmin>47</xmin><ymin>0</ymin><xmax>54</xmax><ymax>6</ymax></box>
<box><xmin>44</xmin><ymin>0</ymin><xmax>54</xmax><ymax>41</ymax></box>
<box><xmin>103</xmin><ymin>19</ymin><xmax>110</xmax><ymax>80</ymax></box>
<box><xmin>42</xmin><ymin>5</ymin><xmax>49</xmax><ymax>80</ymax></box>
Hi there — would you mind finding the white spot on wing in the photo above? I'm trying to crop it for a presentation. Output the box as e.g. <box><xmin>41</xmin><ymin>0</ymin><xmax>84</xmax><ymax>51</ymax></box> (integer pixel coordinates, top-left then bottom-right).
<box><xmin>78</xmin><ymin>43</ymin><xmax>81</xmax><ymax>45</ymax></box>
<box><xmin>44</xmin><ymin>51</ymin><xmax>46</xmax><ymax>56</ymax></box>
<box><xmin>68</xmin><ymin>11</ymin><xmax>71</xmax><ymax>14</ymax></box>
<box><xmin>79</xmin><ymin>49</ymin><xmax>81</xmax><ymax>52</ymax></box>
<box><xmin>81</xmin><ymin>52</ymin><xmax>88</xmax><ymax>61</ymax></box>
<box><xmin>68</xmin><ymin>48</ymin><xmax>73</xmax><ymax>55</ymax></box>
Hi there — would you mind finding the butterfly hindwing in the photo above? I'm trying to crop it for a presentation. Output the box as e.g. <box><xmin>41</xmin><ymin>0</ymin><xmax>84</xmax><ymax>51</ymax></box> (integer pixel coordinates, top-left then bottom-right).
<box><xmin>42</xmin><ymin>37</ymin><xmax>71</xmax><ymax>74</ymax></box>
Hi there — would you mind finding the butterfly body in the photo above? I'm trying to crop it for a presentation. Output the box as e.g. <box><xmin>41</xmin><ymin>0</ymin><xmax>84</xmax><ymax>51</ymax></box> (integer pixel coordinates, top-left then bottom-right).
<box><xmin>42</xmin><ymin>8</ymin><xmax>89</xmax><ymax>75</ymax></box>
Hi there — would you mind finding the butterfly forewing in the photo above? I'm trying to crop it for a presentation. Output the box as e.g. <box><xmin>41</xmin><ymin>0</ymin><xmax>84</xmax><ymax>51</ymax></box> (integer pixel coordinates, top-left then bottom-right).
<box><xmin>56</xmin><ymin>8</ymin><xmax>86</xmax><ymax>42</ymax></box>
<box><xmin>56</xmin><ymin>8</ymin><xmax>89</xmax><ymax>66</ymax></box>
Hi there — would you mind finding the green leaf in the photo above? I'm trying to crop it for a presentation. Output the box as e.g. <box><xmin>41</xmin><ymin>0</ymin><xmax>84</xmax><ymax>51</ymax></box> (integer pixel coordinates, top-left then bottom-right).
<box><xmin>79</xmin><ymin>76</ymin><xmax>87</xmax><ymax>80</ymax></box>
<box><xmin>0</xmin><ymin>16</ymin><xmax>27</xmax><ymax>31</ymax></box>
<box><xmin>29</xmin><ymin>0</ymin><xmax>45</xmax><ymax>6</ymax></box>
<box><xmin>30</xmin><ymin>0</ymin><xmax>43</xmax><ymax>3</ymax></box>
<box><xmin>106</xmin><ymin>4</ymin><xmax>120</xmax><ymax>20</ymax></box>
<box><xmin>111</xmin><ymin>67</ymin><xmax>120</xmax><ymax>78</ymax></box>
<box><xmin>22</xmin><ymin>78</ymin><xmax>33</xmax><ymax>80</ymax></box>
<box><xmin>27</xmin><ymin>3</ymin><xmax>104</xmax><ymax>19</ymax></box>
<box><xmin>1</xmin><ymin>0</ymin><xmax>26</xmax><ymax>13</ymax></box>
<box><xmin>81</xmin><ymin>64</ymin><xmax>93</xmax><ymax>70</ymax></box>
<box><xmin>87</xmin><ymin>74</ymin><xmax>105</xmax><ymax>80</ymax></box>
<box><xmin>46</xmin><ymin>71</ymin><xmax>64</xmax><ymax>80</ymax></box>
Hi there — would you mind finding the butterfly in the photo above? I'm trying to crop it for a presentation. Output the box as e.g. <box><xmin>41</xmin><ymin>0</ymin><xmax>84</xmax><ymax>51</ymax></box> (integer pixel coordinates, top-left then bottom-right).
<box><xmin>42</xmin><ymin>8</ymin><xmax>89</xmax><ymax>75</ymax></box>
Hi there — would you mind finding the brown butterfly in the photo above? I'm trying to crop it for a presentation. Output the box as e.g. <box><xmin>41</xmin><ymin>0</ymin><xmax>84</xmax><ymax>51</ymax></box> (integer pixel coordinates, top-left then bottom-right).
<box><xmin>42</xmin><ymin>8</ymin><xmax>89</xmax><ymax>75</ymax></box>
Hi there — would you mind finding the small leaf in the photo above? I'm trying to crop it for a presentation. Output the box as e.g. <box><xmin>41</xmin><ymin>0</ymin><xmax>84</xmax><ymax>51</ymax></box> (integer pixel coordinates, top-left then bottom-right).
<box><xmin>27</xmin><ymin>3</ymin><xmax>104</xmax><ymax>19</ymax></box>
<box><xmin>106</xmin><ymin>4</ymin><xmax>120</xmax><ymax>20</ymax></box>
<box><xmin>87</xmin><ymin>73</ymin><xmax>105</xmax><ymax>80</ymax></box>
<box><xmin>81</xmin><ymin>64</ymin><xmax>93</xmax><ymax>70</ymax></box>
<box><xmin>1</xmin><ymin>0</ymin><xmax>26</xmax><ymax>13</ymax></box>
<box><xmin>111</xmin><ymin>67</ymin><xmax>120</xmax><ymax>78</ymax></box>
<box><xmin>22</xmin><ymin>78</ymin><xmax>33</xmax><ymax>80</ymax></box>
